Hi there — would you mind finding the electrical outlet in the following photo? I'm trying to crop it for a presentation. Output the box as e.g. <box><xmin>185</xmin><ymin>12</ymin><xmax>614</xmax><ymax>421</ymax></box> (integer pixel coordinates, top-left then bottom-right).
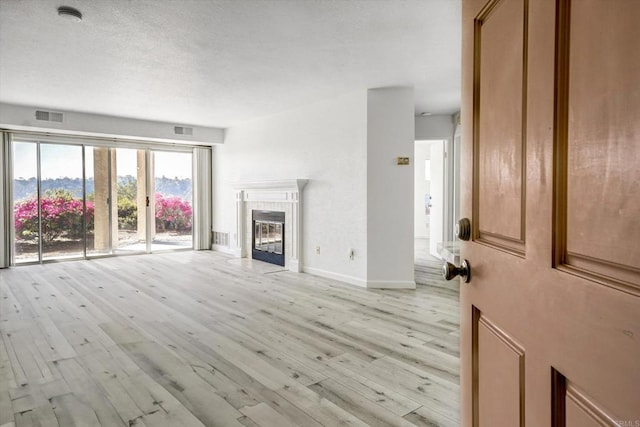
<box><xmin>316</xmin><ymin>246</ymin><xmax>321</xmax><ymax>255</ymax></box>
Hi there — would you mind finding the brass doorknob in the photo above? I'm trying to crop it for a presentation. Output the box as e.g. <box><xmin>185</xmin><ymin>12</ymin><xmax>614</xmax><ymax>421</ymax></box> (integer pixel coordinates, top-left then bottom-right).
<box><xmin>442</xmin><ymin>259</ymin><xmax>471</xmax><ymax>283</ymax></box>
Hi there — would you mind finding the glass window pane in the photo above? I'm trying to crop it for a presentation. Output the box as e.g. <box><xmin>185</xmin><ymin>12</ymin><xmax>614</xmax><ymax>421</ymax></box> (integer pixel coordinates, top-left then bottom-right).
<box><xmin>40</xmin><ymin>144</ymin><xmax>84</xmax><ymax>260</ymax></box>
<box><xmin>260</xmin><ymin>223</ymin><xmax>269</xmax><ymax>251</ymax></box>
<box><xmin>152</xmin><ymin>151</ymin><xmax>193</xmax><ymax>251</ymax></box>
<box><xmin>255</xmin><ymin>221</ymin><xmax>260</xmax><ymax>248</ymax></box>
<box><xmin>113</xmin><ymin>148</ymin><xmax>145</xmax><ymax>253</ymax></box>
<box><xmin>268</xmin><ymin>223</ymin><xmax>275</xmax><ymax>252</ymax></box>
<box><xmin>274</xmin><ymin>223</ymin><xmax>282</xmax><ymax>254</ymax></box>
<box><xmin>85</xmin><ymin>146</ymin><xmax>106</xmax><ymax>256</ymax></box>
<box><xmin>13</xmin><ymin>141</ymin><xmax>39</xmax><ymax>263</ymax></box>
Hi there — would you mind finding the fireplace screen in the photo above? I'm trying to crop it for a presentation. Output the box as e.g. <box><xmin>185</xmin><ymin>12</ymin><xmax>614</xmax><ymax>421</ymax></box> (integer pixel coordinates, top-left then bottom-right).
<box><xmin>252</xmin><ymin>210</ymin><xmax>285</xmax><ymax>266</ymax></box>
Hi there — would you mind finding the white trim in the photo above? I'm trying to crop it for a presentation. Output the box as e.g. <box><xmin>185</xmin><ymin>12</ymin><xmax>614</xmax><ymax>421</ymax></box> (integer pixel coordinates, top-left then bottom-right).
<box><xmin>366</xmin><ymin>280</ymin><xmax>417</xmax><ymax>289</ymax></box>
<box><xmin>0</xmin><ymin>132</ymin><xmax>9</xmax><ymax>268</ymax></box>
<box><xmin>233</xmin><ymin>179</ymin><xmax>308</xmax><ymax>192</ymax></box>
<box><xmin>212</xmin><ymin>244</ymin><xmax>240</xmax><ymax>256</ymax></box>
<box><xmin>234</xmin><ymin>179</ymin><xmax>308</xmax><ymax>273</ymax></box>
<box><xmin>303</xmin><ymin>266</ymin><xmax>368</xmax><ymax>288</ymax></box>
<box><xmin>288</xmin><ymin>259</ymin><xmax>301</xmax><ymax>273</ymax></box>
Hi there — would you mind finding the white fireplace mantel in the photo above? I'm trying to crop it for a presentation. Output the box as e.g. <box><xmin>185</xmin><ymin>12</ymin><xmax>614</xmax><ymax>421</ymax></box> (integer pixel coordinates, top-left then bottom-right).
<box><xmin>233</xmin><ymin>179</ymin><xmax>308</xmax><ymax>193</ymax></box>
<box><xmin>233</xmin><ymin>179</ymin><xmax>308</xmax><ymax>272</ymax></box>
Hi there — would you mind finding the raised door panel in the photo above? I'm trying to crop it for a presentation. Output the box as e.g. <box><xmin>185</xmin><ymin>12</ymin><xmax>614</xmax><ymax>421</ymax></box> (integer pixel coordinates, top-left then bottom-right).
<box><xmin>566</xmin><ymin>397</ymin><xmax>613</xmax><ymax>427</ymax></box>
<box><xmin>556</xmin><ymin>0</ymin><xmax>640</xmax><ymax>292</ymax></box>
<box><xmin>552</xmin><ymin>370</ymin><xmax>622</xmax><ymax>427</ymax></box>
<box><xmin>474</xmin><ymin>309</ymin><xmax>524</xmax><ymax>427</ymax></box>
<box><xmin>474</xmin><ymin>0</ymin><xmax>527</xmax><ymax>254</ymax></box>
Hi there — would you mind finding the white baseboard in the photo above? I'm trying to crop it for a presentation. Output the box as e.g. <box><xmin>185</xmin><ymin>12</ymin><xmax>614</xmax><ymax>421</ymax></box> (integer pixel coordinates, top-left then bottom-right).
<box><xmin>365</xmin><ymin>280</ymin><xmax>416</xmax><ymax>290</ymax></box>
<box><xmin>287</xmin><ymin>259</ymin><xmax>301</xmax><ymax>273</ymax></box>
<box><xmin>212</xmin><ymin>245</ymin><xmax>241</xmax><ymax>257</ymax></box>
<box><xmin>303</xmin><ymin>267</ymin><xmax>416</xmax><ymax>290</ymax></box>
<box><xmin>302</xmin><ymin>266</ymin><xmax>367</xmax><ymax>288</ymax></box>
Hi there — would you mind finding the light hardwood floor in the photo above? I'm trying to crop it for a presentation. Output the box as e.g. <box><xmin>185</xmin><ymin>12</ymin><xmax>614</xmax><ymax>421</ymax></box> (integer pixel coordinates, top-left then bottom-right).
<box><xmin>0</xmin><ymin>251</ymin><xmax>459</xmax><ymax>427</ymax></box>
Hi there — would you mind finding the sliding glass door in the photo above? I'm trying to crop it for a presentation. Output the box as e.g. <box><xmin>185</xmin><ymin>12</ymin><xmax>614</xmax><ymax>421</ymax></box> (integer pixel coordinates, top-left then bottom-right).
<box><xmin>11</xmin><ymin>138</ymin><xmax>195</xmax><ymax>264</ymax></box>
<box><xmin>152</xmin><ymin>150</ymin><xmax>193</xmax><ymax>250</ymax></box>
<box><xmin>113</xmin><ymin>148</ymin><xmax>146</xmax><ymax>253</ymax></box>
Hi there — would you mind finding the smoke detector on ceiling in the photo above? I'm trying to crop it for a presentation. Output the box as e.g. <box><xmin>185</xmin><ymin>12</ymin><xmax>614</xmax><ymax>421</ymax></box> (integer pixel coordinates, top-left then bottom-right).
<box><xmin>57</xmin><ymin>6</ymin><xmax>82</xmax><ymax>22</ymax></box>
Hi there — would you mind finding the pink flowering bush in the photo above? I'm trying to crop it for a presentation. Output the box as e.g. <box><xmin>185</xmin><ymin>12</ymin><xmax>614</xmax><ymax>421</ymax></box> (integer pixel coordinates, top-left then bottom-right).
<box><xmin>14</xmin><ymin>190</ymin><xmax>94</xmax><ymax>244</ymax></box>
<box><xmin>155</xmin><ymin>193</ymin><xmax>192</xmax><ymax>232</ymax></box>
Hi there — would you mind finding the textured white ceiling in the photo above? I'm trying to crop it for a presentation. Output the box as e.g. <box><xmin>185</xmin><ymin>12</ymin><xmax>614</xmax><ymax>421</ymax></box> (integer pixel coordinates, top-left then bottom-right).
<box><xmin>0</xmin><ymin>0</ymin><xmax>460</xmax><ymax>128</ymax></box>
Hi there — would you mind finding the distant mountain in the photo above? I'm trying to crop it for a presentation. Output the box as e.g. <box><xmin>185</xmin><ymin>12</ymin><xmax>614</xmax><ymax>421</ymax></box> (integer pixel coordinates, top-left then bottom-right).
<box><xmin>155</xmin><ymin>176</ymin><xmax>193</xmax><ymax>200</ymax></box>
<box><xmin>13</xmin><ymin>175</ymin><xmax>192</xmax><ymax>201</ymax></box>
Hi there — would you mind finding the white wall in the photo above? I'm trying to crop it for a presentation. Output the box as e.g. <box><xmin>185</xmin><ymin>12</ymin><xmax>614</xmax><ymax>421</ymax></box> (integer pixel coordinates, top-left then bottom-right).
<box><xmin>212</xmin><ymin>91</ymin><xmax>369</xmax><ymax>285</ymax></box>
<box><xmin>414</xmin><ymin>142</ymin><xmax>432</xmax><ymax>238</ymax></box>
<box><xmin>415</xmin><ymin>114</ymin><xmax>454</xmax><ymax>140</ymax></box>
<box><xmin>213</xmin><ymin>87</ymin><xmax>416</xmax><ymax>289</ymax></box>
<box><xmin>366</xmin><ymin>87</ymin><xmax>416</xmax><ymax>288</ymax></box>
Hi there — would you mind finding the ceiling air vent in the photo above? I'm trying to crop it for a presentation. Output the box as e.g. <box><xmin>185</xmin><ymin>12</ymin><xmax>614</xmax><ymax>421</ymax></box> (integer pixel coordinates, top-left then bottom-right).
<box><xmin>35</xmin><ymin>110</ymin><xmax>63</xmax><ymax>123</ymax></box>
<box><xmin>174</xmin><ymin>126</ymin><xmax>193</xmax><ymax>136</ymax></box>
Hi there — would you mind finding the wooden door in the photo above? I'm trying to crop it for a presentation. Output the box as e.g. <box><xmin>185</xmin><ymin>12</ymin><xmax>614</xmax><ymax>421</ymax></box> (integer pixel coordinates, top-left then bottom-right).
<box><xmin>460</xmin><ymin>0</ymin><xmax>640</xmax><ymax>426</ymax></box>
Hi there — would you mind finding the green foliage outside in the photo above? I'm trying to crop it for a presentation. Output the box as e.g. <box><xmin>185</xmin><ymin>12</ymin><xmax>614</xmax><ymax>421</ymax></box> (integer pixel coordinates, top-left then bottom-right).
<box><xmin>117</xmin><ymin>179</ymin><xmax>138</xmax><ymax>230</ymax></box>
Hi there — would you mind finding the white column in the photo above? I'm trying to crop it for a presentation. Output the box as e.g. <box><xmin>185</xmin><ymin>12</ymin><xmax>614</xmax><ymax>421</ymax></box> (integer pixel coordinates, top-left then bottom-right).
<box><xmin>366</xmin><ymin>87</ymin><xmax>416</xmax><ymax>289</ymax></box>
<box><xmin>289</xmin><ymin>190</ymin><xmax>302</xmax><ymax>272</ymax></box>
<box><xmin>234</xmin><ymin>190</ymin><xmax>244</xmax><ymax>257</ymax></box>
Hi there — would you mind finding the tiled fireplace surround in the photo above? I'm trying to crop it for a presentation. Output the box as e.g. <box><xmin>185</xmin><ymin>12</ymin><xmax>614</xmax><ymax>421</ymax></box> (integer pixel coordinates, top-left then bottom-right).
<box><xmin>233</xmin><ymin>180</ymin><xmax>308</xmax><ymax>272</ymax></box>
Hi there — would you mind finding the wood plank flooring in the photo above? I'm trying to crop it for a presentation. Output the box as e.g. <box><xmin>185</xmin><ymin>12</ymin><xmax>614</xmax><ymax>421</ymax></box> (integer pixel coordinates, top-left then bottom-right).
<box><xmin>0</xmin><ymin>251</ymin><xmax>460</xmax><ymax>427</ymax></box>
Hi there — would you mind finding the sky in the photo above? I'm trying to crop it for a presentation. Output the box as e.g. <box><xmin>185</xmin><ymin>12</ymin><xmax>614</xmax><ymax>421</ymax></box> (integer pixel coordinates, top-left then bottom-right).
<box><xmin>12</xmin><ymin>142</ymin><xmax>192</xmax><ymax>180</ymax></box>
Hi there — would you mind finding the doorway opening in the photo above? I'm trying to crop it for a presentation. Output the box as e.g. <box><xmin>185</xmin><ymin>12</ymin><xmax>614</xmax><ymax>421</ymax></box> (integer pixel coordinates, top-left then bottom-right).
<box><xmin>414</xmin><ymin>139</ymin><xmax>444</xmax><ymax>261</ymax></box>
<box><xmin>414</xmin><ymin>128</ymin><xmax>461</xmax><ymax>286</ymax></box>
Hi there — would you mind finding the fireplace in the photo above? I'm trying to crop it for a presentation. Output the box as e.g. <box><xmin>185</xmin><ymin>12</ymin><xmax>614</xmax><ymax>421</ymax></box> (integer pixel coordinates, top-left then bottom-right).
<box><xmin>234</xmin><ymin>179</ymin><xmax>307</xmax><ymax>272</ymax></box>
<box><xmin>252</xmin><ymin>210</ymin><xmax>285</xmax><ymax>266</ymax></box>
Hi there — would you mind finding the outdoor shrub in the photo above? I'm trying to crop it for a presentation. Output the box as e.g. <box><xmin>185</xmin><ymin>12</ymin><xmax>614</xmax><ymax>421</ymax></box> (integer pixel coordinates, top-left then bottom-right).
<box><xmin>13</xmin><ymin>197</ymin><xmax>39</xmax><ymax>240</ymax></box>
<box><xmin>116</xmin><ymin>179</ymin><xmax>138</xmax><ymax>230</ymax></box>
<box><xmin>13</xmin><ymin>190</ymin><xmax>191</xmax><ymax>242</ymax></box>
<box><xmin>14</xmin><ymin>190</ymin><xmax>94</xmax><ymax>244</ymax></box>
<box><xmin>155</xmin><ymin>193</ymin><xmax>192</xmax><ymax>232</ymax></box>
<box><xmin>117</xmin><ymin>198</ymin><xmax>137</xmax><ymax>230</ymax></box>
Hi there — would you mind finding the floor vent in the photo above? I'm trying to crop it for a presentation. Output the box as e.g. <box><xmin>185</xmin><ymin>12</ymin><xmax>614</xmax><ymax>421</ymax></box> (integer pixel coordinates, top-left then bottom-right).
<box><xmin>174</xmin><ymin>126</ymin><xmax>193</xmax><ymax>136</ymax></box>
<box><xmin>212</xmin><ymin>231</ymin><xmax>229</xmax><ymax>247</ymax></box>
<box><xmin>35</xmin><ymin>110</ymin><xmax>64</xmax><ymax>122</ymax></box>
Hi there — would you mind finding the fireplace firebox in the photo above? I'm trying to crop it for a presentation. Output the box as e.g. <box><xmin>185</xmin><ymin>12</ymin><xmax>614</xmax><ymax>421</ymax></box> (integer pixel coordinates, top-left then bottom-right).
<box><xmin>252</xmin><ymin>210</ymin><xmax>285</xmax><ymax>266</ymax></box>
